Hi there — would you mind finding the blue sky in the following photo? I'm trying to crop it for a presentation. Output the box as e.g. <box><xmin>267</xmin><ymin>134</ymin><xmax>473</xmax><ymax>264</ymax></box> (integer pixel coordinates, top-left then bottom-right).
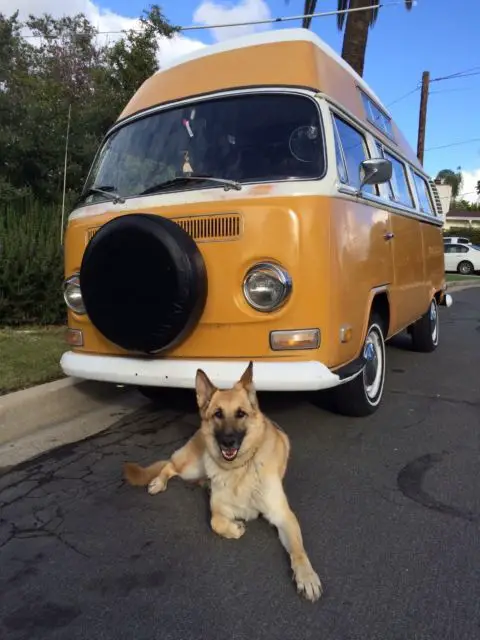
<box><xmin>28</xmin><ymin>0</ymin><xmax>479</xmax><ymax>199</ymax></box>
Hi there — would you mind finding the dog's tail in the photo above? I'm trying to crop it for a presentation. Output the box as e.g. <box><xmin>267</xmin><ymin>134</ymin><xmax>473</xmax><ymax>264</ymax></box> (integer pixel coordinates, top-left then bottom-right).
<box><xmin>123</xmin><ymin>460</ymin><xmax>167</xmax><ymax>486</ymax></box>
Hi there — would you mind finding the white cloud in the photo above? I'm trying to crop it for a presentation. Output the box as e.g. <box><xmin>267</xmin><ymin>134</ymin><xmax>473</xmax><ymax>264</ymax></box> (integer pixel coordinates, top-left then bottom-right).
<box><xmin>193</xmin><ymin>0</ymin><xmax>272</xmax><ymax>42</ymax></box>
<box><xmin>157</xmin><ymin>34</ymin><xmax>206</xmax><ymax>66</ymax></box>
<box><xmin>1</xmin><ymin>0</ymin><xmax>206</xmax><ymax>67</ymax></box>
<box><xmin>461</xmin><ymin>169</ymin><xmax>480</xmax><ymax>204</ymax></box>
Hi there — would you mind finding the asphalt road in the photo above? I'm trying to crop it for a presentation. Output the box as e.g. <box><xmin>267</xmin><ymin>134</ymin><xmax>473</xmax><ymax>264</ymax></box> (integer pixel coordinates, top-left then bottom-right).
<box><xmin>1</xmin><ymin>288</ymin><xmax>479</xmax><ymax>640</ymax></box>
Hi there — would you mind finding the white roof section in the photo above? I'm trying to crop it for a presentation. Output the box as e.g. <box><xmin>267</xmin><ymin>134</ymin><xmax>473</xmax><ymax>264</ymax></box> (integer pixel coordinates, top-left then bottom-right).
<box><xmin>158</xmin><ymin>28</ymin><xmax>390</xmax><ymax>116</ymax></box>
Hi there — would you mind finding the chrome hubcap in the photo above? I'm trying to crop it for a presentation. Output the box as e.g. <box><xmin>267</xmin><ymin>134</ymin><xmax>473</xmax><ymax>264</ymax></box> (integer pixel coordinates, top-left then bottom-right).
<box><xmin>364</xmin><ymin>342</ymin><xmax>377</xmax><ymax>386</ymax></box>
<box><xmin>363</xmin><ymin>329</ymin><xmax>383</xmax><ymax>400</ymax></box>
<box><xmin>430</xmin><ymin>301</ymin><xmax>438</xmax><ymax>343</ymax></box>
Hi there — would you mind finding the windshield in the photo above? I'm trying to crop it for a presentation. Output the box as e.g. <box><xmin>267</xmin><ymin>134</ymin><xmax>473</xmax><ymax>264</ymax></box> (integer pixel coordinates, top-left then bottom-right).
<box><xmin>79</xmin><ymin>93</ymin><xmax>324</xmax><ymax>205</ymax></box>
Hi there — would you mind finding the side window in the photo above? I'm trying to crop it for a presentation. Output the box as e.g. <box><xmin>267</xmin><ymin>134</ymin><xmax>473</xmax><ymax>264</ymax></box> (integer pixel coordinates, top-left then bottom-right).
<box><xmin>412</xmin><ymin>172</ymin><xmax>435</xmax><ymax>215</ymax></box>
<box><xmin>457</xmin><ymin>246</ymin><xmax>469</xmax><ymax>254</ymax></box>
<box><xmin>332</xmin><ymin>119</ymin><xmax>348</xmax><ymax>184</ymax></box>
<box><xmin>333</xmin><ymin>115</ymin><xmax>374</xmax><ymax>193</ymax></box>
<box><xmin>360</xmin><ymin>91</ymin><xmax>394</xmax><ymax>139</ymax></box>
<box><xmin>375</xmin><ymin>142</ymin><xmax>395</xmax><ymax>201</ymax></box>
<box><xmin>383</xmin><ymin>150</ymin><xmax>414</xmax><ymax>208</ymax></box>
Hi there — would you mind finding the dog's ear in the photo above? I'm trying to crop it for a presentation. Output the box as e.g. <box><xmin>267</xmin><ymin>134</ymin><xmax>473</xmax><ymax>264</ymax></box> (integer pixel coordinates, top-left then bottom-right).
<box><xmin>237</xmin><ymin>361</ymin><xmax>258</xmax><ymax>409</ymax></box>
<box><xmin>195</xmin><ymin>368</ymin><xmax>217</xmax><ymax>412</ymax></box>
<box><xmin>239</xmin><ymin>360</ymin><xmax>253</xmax><ymax>387</ymax></box>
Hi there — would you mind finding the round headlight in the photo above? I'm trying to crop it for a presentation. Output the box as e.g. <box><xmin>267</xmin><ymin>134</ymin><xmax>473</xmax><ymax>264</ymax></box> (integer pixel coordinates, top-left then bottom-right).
<box><xmin>243</xmin><ymin>262</ymin><xmax>292</xmax><ymax>312</ymax></box>
<box><xmin>63</xmin><ymin>274</ymin><xmax>86</xmax><ymax>314</ymax></box>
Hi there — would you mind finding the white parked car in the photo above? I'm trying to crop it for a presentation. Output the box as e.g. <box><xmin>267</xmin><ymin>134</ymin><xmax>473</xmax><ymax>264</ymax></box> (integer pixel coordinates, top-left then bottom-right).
<box><xmin>444</xmin><ymin>243</ymin><xmax>480</xmax><ymax>275</ymax></box>
<box><xmin>443</xmin><ymin>236</ymin><xmax>471</xmax><ymax>245</ymax></box>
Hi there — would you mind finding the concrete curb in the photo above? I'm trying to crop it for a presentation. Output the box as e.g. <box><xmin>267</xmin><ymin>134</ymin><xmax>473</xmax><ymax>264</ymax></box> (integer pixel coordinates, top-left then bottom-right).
<box><xmin>0</xmin><ymin>377</ymin><xmax>140</xmax><ymax>447</ymax></box>
<box><xmin>0</xmin><ymin>392</ymin><xmax>147</xmax><ymax>470</ymax></box>
<box><xmin>447</xmin><ymin>282</ymin><xmax>480</xmax><ymax>293</ymax></box>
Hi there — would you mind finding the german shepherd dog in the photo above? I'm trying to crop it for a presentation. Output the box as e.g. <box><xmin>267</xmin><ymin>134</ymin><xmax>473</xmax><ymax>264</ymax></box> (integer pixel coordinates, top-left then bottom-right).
<box><xmin>123</xmin><ymin>362</ymin><xmax>322</xmax><ymax>602</ymax></box>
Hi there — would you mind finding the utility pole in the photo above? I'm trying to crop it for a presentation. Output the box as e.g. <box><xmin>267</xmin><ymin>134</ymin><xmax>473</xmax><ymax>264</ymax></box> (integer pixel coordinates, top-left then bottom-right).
<box><xmin>416</xmin><ymin>71</ymin><xmax>430</xmax><ymax>165</ymax></box>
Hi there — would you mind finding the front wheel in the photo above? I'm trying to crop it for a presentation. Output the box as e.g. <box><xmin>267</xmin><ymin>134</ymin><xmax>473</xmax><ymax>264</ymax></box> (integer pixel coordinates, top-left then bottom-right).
<box><xmin>410</xmin><ymin>297</ymin><xmax>439</xmax><ymax>353</ymax></box>
<box><xmin>331</xmin><ymin>314</ymin><xmax>386</xmax><ymax>417</ymax></box>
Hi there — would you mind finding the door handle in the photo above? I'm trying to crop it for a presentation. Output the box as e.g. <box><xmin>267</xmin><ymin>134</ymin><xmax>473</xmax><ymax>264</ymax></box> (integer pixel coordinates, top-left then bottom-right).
<box><xmin>384</xmin><ymin>232</ymin><xmax>395</xmax><ymax>241</ymax></box>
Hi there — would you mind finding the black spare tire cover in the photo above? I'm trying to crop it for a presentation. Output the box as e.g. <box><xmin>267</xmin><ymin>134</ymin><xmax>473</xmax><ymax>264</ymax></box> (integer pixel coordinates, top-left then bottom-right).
<box><xmin>80</xmin><ymin>213</ymin><xmax>207</xmax><ymax>354</ymax></box>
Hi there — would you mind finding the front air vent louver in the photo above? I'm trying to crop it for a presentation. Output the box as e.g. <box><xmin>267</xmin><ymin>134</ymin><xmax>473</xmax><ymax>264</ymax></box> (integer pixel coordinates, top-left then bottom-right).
<box><xmin>85</xmin><ymin>213</ymin><xmax>242</xmax><ymax>246</ymax></box>
<box><xmin>173</xmin><ymin>213</ymin><xmax>242</xmax><ymax>242</ymax></box>
<box><xmin>86</xmin><ymin>227</ymin><xmax>99</xmax><ymax>243</ymax></box>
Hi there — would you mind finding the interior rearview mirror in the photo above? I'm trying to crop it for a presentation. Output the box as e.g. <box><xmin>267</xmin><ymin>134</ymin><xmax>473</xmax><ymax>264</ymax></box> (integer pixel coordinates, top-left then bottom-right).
<box><xmin>358</xmin><ymin>158</ymin><xmax>392</xmax><ymax>191</ymax></box>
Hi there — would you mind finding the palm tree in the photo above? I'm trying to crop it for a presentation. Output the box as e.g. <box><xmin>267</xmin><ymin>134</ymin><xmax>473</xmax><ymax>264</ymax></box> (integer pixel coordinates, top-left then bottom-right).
<box><xmin>436</xmin><ymin>168</ymin><xmax>463</xmax><ymax>202</ymax></box>
<box><xmin>297</xmin><ymin>1</ymin><xmax>414</xmax><ymax>77</ymax></box>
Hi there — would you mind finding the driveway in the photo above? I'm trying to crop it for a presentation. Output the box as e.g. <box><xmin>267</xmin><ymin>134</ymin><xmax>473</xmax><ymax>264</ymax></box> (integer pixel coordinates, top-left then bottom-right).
<box><xmin>1</xmin><ymin>289</ymin><xmax>479</xmax><ymax>640</ymax></box>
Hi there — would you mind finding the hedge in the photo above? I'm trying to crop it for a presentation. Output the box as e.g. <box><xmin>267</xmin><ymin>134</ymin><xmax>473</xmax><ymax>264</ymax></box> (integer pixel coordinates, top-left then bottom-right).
<box><xmin>0</xmin><ymin>200</ymin><xmax>66</xmax><ymax>326</ymax></box>
<box><xmin>444</xmin><ymin>226</ymin><xmax>480</xmax><ymax>245</ymax></box>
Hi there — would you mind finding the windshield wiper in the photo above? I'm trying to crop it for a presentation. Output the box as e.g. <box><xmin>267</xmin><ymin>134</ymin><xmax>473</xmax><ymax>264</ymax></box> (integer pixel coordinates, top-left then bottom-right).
<box><xmin>81</xmin><ymin>185</ymin><xmax>125</xmax><ymax>204</ymax></box>
<box><xmin>140</xmin><ymin>175</ymin><xmax>242</xmax><ymax>196</ymax></box>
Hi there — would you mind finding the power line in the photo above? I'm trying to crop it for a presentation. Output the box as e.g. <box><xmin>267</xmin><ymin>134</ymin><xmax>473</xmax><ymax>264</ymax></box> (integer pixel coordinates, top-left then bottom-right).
<box><xmin>431</xmin><ymin>71</ymin><xmax>480</xmax><ymax>82</ymax></box>
<box><xmin>20</xmin><ymin>1</ymin><xmax>415</xmax><ymax>38</ymax></box>
<box><xmin>386</xmin><ymin>87</ymin><xmax>419</xmax><ymax>107</ymax></box>
<box><xmin>455</xmin><ymin>190</ymin><xmax>479</xmax><ymax>199</ymax></box>
<box><xmin>387</xmin><ymin>80</ymin><xmax>480</xmax><ymax>107</ymax></box>
<box><xmin>426</xmin><ymin>137</ymin><xmax>480</xmax><ymax>152</ymax></box>
<box><xmin>430</xmin><ymin>67</ymin><xmax>480</xmax><ymax>83</ymax></box>
<box><xmin>387</xmin><ymin>64</ymin><xmax>480</xmax><ymax>110</ymax></box>
<box><xmin>429</xmin><ymin>86</ymin><xmax>480</xmax><ymax>95</ymax></box>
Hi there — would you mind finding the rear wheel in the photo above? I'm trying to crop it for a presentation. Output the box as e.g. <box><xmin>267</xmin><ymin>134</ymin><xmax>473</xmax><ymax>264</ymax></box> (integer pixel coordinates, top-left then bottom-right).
<box><xmin>410</xmin><ymin>297</ymin><xmax>439</xmax><ymax>353</ymax></box>
<box><xmin>331</xmin><ymin>313</ymin><xmax>386</xmax><ymax>417</ymax></box>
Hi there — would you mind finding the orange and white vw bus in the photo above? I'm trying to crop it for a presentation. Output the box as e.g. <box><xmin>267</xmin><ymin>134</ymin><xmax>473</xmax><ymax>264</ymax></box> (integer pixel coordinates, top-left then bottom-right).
<box><xmin>61</xmin><ymin>28</ymin><xmax>452</xmax><ymax>417</ymax></box>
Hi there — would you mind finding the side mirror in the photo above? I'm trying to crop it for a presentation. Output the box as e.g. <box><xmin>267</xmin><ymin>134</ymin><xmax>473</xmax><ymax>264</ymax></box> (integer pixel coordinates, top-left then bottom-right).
<box><xmin>358</xmin><ymin>158</ymin><xmax>392</xmax><ymax>191</ymax></box>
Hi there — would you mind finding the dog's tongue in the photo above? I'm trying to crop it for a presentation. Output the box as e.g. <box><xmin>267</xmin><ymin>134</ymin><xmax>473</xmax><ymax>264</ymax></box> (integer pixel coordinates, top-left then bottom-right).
<box><xmin>222</xmin><ymin>448</ymin><xmax>238</xmax><ymax>461</ymax></box>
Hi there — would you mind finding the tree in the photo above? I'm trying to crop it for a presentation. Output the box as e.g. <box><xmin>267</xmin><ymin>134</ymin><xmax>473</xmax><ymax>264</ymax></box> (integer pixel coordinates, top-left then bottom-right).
<box><xmin>105</xmin><ymin>5</ymin><xmax>178</xmax><ymax>113</ymax></box>
<box><xmin>0</xmin><ymin>5</ymin><xmax>178</xmax><ymax>204</ymax></box>
<box><xmin>451</xmin><ymin>199</ymin><xmax>480</xmax><ymax>212</ymax></box>
<box><xmin>436</xmin><ymin>168</ymin><xmax>463</xmax><ymax>201</ymax></box>
<box><xmin>297</xmin><ymin>1</ymin><xmax>414</xmax><ymax>77</ymax></box>
<box><xmin>476</xmin><ymin>180</ymin><xmax>480</xmax><ymax>197</ymax></box>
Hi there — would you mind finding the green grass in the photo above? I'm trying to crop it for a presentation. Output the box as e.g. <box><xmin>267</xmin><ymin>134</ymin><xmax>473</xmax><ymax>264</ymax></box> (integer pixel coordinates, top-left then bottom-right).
<box><xmin>0</xmin><ymin>326</ymin><xmax>67</xmax><ymax>396</ymax></box>
<box><xmin>446</xmin><ymin>273</ymin><xmax>480</xmax><ymax>283</ymax></box>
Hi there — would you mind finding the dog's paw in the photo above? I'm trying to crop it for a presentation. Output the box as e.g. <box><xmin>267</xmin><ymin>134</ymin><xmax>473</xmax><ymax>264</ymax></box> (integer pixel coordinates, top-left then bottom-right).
<box><xmin>293</xmin><ymin>563</ymin><xmax>323</xmax><ymax>602</ymax></box>
<box><xmin>220</xmin><ymin>520</ymin><xmax>246</xmax><ymax>539</ymax></box>
<box><xmin>148</xmin><ymin>477</ymin><xmax>166</xmax><ymax>495</ymax></box>
<box><xmin>230</xmin><ymin>520</ymin><xmax>246</xmax><ymax>539</ymax></box>
<box><xmin>215</xmin><ymin>520</ymin><xmax>246</xmax><ymax>539</ymax></box>
<box><xmin>211</xmin><ymin>515</ymin><xmax>246</xmax><ymax>539</ymax></box>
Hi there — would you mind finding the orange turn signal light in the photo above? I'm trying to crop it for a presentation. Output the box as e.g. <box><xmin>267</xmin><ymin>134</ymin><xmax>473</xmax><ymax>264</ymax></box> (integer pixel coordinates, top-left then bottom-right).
<box><xmin>270</xmin><ymin>329</ymin><xmax>320</xmax><ymax>351</ymax></box>
<box><xmin>339</xmin><ymin>325</ymin><xmax>353</xmax><ymax>343</ymax></box>
<box><xmin>65</xmin><ymin>328</ymin><xmax>84</xmax><ymax>347</ymax></box>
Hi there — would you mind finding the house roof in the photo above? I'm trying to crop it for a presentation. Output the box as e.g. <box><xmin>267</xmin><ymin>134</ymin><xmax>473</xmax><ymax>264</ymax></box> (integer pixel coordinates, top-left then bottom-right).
<box><xmin>447</xmin><ymin>210</ymin><xmax>480</xmax><ymax>219</ymax></box>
